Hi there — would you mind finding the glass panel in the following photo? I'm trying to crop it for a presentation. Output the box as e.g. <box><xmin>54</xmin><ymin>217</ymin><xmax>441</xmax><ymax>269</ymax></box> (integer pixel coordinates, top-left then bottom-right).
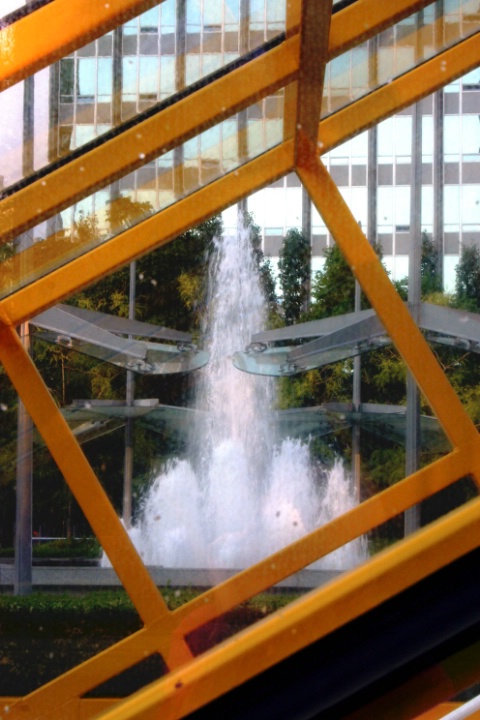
<box><xmin>322</xmin><ymin>0</ymin><xmax>480</xmax><ymax>118</ymax></box>
<box><xmin>0</xmin><ymin>87</ymin><xmax>287</xmax><ymax>297</ymax></box>
<box><xmin>0</xmin><ymin>0</ymin><xmax>286</xmax><ymax>193</ymax></box>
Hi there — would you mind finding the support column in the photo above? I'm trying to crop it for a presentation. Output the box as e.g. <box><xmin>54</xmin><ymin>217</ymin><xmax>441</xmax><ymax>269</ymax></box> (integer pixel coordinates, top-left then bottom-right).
<box><xmin>433</xmin><ymin>0</ymin><xmax>444</xmax><ymax>287</ymax></box>
<box><xmin>123</xmin><ymin>261</ymin><xmax>136</xmax><ymax>528</ymax></box>
<box><xmin>173</xmin><ymin>0</ymin><xmax>186</xmax><ymax>197</ymax></box>
<box><xmin>352</xmin><ymin>269</ymin><xmax>362</xmax><ymax>500</ymax></box>
<box><xmin>404</xmin><ymin>99</ymin><xmax>422</xmax><ymax>535</ymax></box>
<box><xmin>14</xmin><ymin>17</ymin><xmax>35</xmax><ymax>594</ymax></box>
<box><xmin>302</xmin><ymin>186</ymin><xmax>312</xmax><ymax>312</ymax></box>
<box><xmin>367</xmin><ymin>36</ymin><xmax>378</xmax><ymax>248</ymax></box>
<box><xmin>237</xmin><ymin>0</ymin><xmax>249</xmax><ymax>220</ymax></box>
<box><xmin>14</xmin><ymin>322</ymin><xmax>33</xmax><ymax>596</ymax></box>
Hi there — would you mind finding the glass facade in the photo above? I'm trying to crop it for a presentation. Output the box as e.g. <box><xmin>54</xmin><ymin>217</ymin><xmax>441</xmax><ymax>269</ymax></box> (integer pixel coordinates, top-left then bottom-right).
<box><xmin>1</xmin><ymin>0</ymin><xmax>479</xmax><ymax>293</ymax></box>
<box><xmin>2</xmin><ymin>3</ymin><xmax>480</xmax><ymax>715</ymax></box>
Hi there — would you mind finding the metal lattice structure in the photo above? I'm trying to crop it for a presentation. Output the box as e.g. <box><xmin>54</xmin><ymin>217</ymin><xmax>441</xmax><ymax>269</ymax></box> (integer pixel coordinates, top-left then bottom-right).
<box><xmin>1</xmin><ymin>1</ymin><xmax>480</xmax><ymax>718</ymax></box>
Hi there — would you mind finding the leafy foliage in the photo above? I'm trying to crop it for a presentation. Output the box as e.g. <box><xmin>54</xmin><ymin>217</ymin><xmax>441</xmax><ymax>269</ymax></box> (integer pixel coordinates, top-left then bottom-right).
<box><xmin>278</xmin><ymin>228</ymin><xmax>310</xmax><ymax>324</ymax></box>
<box><xmin>0</xmin><ymin>589</ymin><xmax>298</xmax><ymax>696</ymax></box>
<box><xmin>421</xmin><ymin>231</ymin><xmax>442</xmax><ymax>296</ymax></box>
<box><xmin>455</xmin><ymin>244</ymin><xmax>480</xmax><ymax>310</ymax></box>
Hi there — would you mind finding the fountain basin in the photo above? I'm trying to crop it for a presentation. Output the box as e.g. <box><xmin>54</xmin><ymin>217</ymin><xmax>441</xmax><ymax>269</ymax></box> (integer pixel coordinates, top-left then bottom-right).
<box><xmin>0</xmin><ymin>564</ymin><xmax>341</xmax><ymax>592</ymax></box>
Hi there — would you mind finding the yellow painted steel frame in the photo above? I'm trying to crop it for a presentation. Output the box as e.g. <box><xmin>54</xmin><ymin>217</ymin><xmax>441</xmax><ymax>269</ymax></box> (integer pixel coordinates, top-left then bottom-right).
<box><xmin>0</xmin><ymin>0</ymin><xmax>164</xmax><ymax>91</ymax></box>
<box><xmin>0</xmin><ymin>0</ymin><xmax>436</xmax><ymax>246</ymax></box>
<box><xmin>0</xmin><ymin>35</ymin><xmax>300</xmax><ymax>245</ymax></box>
<box><xmin>1</xmin><ymin>0</ymin><xmax>480</xmax><ymax>718</ymax></box>
<box><xmin>3</xmin><ymin>28</ymin><xmax>474</xmax><ymax>323</ymax></box>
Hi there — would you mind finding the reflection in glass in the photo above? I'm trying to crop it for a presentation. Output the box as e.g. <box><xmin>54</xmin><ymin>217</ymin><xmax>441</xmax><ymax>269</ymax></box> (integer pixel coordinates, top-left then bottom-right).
<box><xmin>0</xmin><ymin>87</ymin><xmax>286</xmax><ymax>297</ymax></box>
<box><xmin>0</xmin><ymin>0</ymin><xmax>286</xmax><ymax>193</ymax></box>
<box><xmin>322</xmin><ymin>0</ymin><xmax>480</xmax><ymax>118</ymax></box>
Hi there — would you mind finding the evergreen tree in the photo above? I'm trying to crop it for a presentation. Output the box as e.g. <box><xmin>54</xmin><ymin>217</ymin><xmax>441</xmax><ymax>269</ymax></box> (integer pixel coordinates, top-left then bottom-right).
<box><xmin>421</xmin><ymin>231</ymin><xmax>442</xmax><ymax>297</ymax></box>
<box><xmin>238</xmin><ymin>208</ymin><xmax>278</xmax><ymax>319</ymax></box>
<box><xmin>455</xmin><ymin>244</ymin><xmax>480</xmax><ymax>310</ymax></box>
<box><xmin>278</xmin><ymin>228</ymin><xmax>310</xmax><ymax>324</ymax></box>
<box><xmin>310</xmin><ymin>243</ymin><xmax>355</xmax><ymax>319</ymax></box>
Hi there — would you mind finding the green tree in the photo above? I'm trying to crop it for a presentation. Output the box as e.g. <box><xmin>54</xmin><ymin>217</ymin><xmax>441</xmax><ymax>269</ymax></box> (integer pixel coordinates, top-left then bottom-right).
<box><xmin>105</xmin><ymin>195</ymin><xmax>153</xmax><ymax>234</ymax></box>
<box><xmin>421</xmin><ymin>231</ymin><xmax>442</xmax><ymax>297</ymax></box>
<box><xmin>238</xmin><ymin>209</ymin><xmax>278</xmax><ymax>317</ymax></box>
<box><xmin>455</xmin><ymin>244</ymin><xmax>480</xmax><ymax>310</ymax></box>
<box><xmin>278</xmin><ymin>228</ymin><xmax>310</xmax><ymax>324</ymax></box>
<box><xmin>310</xmin><ymin>243</ymin><xmax>355</xmax><ymax>319</ymax></box>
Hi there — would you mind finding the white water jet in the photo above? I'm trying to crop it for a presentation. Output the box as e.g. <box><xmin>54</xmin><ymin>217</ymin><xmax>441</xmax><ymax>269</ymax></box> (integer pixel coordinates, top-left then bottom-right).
<box><xmin>106</xmin><ymin>224</ymin><xmax>366</xmax><ymax>571</ymax></box>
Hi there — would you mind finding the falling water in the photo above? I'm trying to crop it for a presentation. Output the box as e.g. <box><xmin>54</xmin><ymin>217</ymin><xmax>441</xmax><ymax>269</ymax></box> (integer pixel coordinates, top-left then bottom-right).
<box><xmin>110</xmin><ymin>224</ymin><xmax>366</xmax><ymax>571</ymax></box>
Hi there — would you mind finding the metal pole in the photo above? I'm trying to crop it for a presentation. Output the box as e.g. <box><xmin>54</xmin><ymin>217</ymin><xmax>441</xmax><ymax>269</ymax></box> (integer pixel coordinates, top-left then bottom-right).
<box><xmin>404</xmin><ymin>24</ymin><xmax>423</xmax><ymax>535</ymax></box>
<box><xmin>433</xmin><ymin>0</ymin><xmax>444</xmax><ymax>289</ymax></box>
<box><xmin>14</xmin><ymin>5</ymin><xmax>35</xmax><ymax>594</ymax></box>
<box><xmin>302</xmin><ymin>186</ymin><xmax>312</xmax><ymax>313</ymax></box>
<box><xmin>14</xmin><ymin>323</ymin><xmax>33</xmax><ymax>595</ymax></box>
<box><xmin>352</xmin><ymin>223</ymin><xmax>363</xmax><ymax>499</ymax></box>
<box><xmin>122</xmin><ymin>262</ymin><xmax>136</xmax><ymax>528</ymax></box>
<box><xmin>173</xmin><ymin>0</ymin><xmax>186</xmax><ymax>198</ymax></box>
<box><xmin>367</xmin><ymin>37</ymin><xmax>378</xmax><ymax>248</ymax></box>
<box><xmin>237</xmin><ymin>0</ymin><xmax>249</xmax><ymax>220</ymax></box>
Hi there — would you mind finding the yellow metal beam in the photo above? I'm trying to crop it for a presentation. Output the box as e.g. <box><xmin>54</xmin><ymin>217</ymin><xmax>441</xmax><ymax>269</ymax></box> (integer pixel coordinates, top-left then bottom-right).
<box><xmin>8</xmin><ymin>626</ymin><xmax>161</xmax><ymax>719</ymax></box>
<box><xmin>10</xmin><ymin>18</ymin><xmax>476</xmax><ymax>321</ymax></box>
<box><xmin>0</xmin><ymin>0</ymin><xmax>438</xmax><ymax>248</ymax></box>
<box><xmin>295</xmin><ymin>0</ymin><xmax>331</xmax><ymax>164</ymax></box>
<box><xmin>0</xmin><ymin>35</ymin><xmax>299</xmax><ymax>246</ymax></box>
<box><xmin>0</xmin><ymin>141</ymin><xmax>295</xmax><ymax>325</ymax></box>
<box><xmin>297</xmin><ymin>156</ymin><xmax>480</xmax><ymax>451</ymax></box>
<box><xmin>0</xmin><ymin>325</ymin><xmax>179</xmax><ymax>635</ymax></box>
<box><xmin>64</xmin><ymin>493</ymin><xmax>480</xmax><ymax>720</ymax></box>
<box><xmin>10</xmin><ymin>444</ymin><xmax>476</xmax><ymax>716</ymax></box>
<box><xmin>320</xmin><ymin>32</ymin><xmax>480</xmax><ymax>154</ymax></box>
<box><xmin>0</xmin><ymin>0</ymin><xmax>163</xmax><ymax>91</ymax></box>
<box><xmin>328</xmin><ymin>0</ymin><xmax>436</xmax><ymax>57</ymax></box>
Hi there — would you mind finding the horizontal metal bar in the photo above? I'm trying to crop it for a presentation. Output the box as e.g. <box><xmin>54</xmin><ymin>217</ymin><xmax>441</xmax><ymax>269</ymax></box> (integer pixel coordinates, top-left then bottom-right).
<box><xmin>420</xmin><ymin>303</ymin><xmax>480</xmax><ymax>345</ymax></box>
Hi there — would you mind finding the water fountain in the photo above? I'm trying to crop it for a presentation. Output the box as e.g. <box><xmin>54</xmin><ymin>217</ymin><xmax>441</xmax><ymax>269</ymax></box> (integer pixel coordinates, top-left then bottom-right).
<box><xmin>105</xmin><ymin>223</ymin><xmax>366</xmax><ymax>572</ymax></box>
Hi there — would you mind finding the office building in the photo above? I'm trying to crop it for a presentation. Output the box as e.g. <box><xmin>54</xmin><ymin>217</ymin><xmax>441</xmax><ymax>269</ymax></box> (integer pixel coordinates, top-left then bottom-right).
<box><xmin>26</xmin><ymin>0</ymin><xmax>477</xmax><ymax>293</ymax></box>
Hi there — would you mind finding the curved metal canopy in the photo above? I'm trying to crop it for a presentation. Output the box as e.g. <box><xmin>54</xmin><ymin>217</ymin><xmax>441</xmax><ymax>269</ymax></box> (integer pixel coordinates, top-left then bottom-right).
<box><xmin>234</xmin><ymin>303</ymin><xmax>480</xmax><ymax>376</ymax></box>
<box><xmin>31</xmin><ymin>303</ymin><xmax>209</xmax><ymax>374</ymax></box>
